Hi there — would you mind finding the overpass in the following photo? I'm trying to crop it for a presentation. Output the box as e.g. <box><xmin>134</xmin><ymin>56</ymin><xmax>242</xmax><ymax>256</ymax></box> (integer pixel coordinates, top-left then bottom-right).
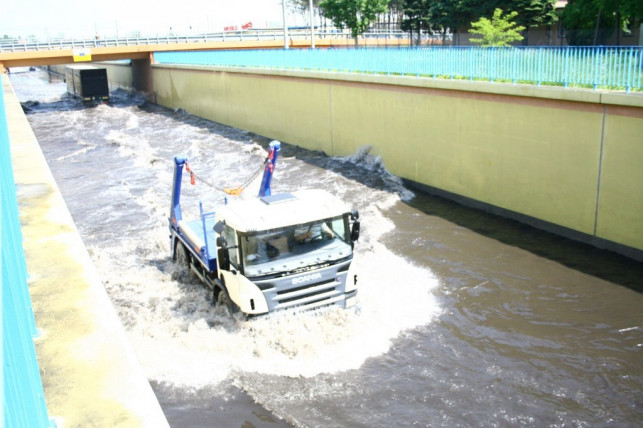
<box><xmin>0</xmin><ymin>30</ymin><xmax>411</xmax><ymax>70</ymax></box>
<box><xmin>0</xmin><ymin>31</ymin><xmax>412</xmax><ymax>99</ymax></box>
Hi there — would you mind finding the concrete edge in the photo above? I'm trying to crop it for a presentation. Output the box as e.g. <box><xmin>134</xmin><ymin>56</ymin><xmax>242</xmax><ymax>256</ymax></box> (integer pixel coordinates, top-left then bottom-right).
<box><xmin>3</xmin><ymin>77</ymin><xmax>169</xmax><ymax>427</ymax></box>
<box><xmin>151</xmin><ymin>63</ymin><xmax>643</xmax><ymax>108</ymax></box>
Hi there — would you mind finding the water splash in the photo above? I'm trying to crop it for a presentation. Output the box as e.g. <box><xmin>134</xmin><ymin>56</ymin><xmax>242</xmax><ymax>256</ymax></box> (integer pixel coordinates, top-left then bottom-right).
<box><xmin>16</xmin><ymin>75</ymin><xmax>442</xmax><ymax>390</ymax></box>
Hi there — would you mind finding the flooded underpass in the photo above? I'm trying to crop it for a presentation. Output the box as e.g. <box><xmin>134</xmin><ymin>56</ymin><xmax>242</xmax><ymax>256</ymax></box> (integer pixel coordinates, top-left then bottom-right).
<box><xmin>10</xmin><ymin>69</ymin><xmax>643</xmax><ymax>427</ymax></box>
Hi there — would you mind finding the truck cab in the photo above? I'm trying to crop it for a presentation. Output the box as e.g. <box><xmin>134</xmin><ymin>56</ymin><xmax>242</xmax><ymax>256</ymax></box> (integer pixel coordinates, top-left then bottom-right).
<box><xmin>214</xmin><ymin>190</ymin><xmax>359</xmax><ymax>314</ymax></box>
<box><xmin>169</xmin><ymin>141</ymin><xmax>360</xmax><ymax>315</ymax></box>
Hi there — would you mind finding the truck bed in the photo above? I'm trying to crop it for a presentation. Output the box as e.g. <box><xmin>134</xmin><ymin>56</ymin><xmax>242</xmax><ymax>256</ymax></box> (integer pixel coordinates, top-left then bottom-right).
<box><xmin>178</xmin><ymin>217</ymin><xmax>216</xmax><ymax>260</ymax></box>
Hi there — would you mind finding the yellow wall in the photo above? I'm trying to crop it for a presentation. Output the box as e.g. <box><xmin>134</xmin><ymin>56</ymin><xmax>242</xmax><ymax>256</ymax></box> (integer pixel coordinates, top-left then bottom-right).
<box><xmin>152</xmin><ymin>65</ymin><xmax>643</xmax><ymax>257</ymax></box>
<box><xmin>101</xmin><ymin>62</ymin><xmax>133</xmax><ymax>91</ymax></box>
<box><xmin>596</xmin><ymin>105</ymin><xmax>643</xmax><ymax>251</ymax></box>
<box><xmin>328</xmin><ymin>83</ymin><xmax>606</xmax><ymax>235</ymax></box>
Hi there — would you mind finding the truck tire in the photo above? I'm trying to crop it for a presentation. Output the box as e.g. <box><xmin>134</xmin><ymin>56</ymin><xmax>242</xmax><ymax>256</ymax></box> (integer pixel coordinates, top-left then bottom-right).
<box><xmin>175</xmin><ymin>241</ymin><xmax>190</xmax><ymax>266</ymax></box>
<box><xmin>215</xmin><ymin>283</ymin><xmax>242</xmax><ymax>317</ymax></box>
<box><xmin>173</xmin><ymin>241</ymin><xmax>196</xmax><ymax>282</ymax></box>
<box><xmin>212</xmin><ymin>284</ymin><xmax>220</xmax><ymax>305</ymax></box>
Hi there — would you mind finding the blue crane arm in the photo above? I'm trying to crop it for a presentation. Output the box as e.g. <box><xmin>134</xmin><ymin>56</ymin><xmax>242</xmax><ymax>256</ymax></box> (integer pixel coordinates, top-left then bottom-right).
<box><xmin>258</xmin><ymin>141</ymin><xmax>281</xmax><ymax>197</ymax></box>
<box><xmin>170</xmin><ymin>156</ymin><xmax>187</xmax><ymax>226</ymax></box>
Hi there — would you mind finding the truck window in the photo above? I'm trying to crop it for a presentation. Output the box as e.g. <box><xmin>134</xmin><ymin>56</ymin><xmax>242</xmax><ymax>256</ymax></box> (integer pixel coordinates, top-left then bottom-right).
<box><xmin>241</xmin><ymin>215</ymin><xmax>352</xmax><ymax>278</ymax></box>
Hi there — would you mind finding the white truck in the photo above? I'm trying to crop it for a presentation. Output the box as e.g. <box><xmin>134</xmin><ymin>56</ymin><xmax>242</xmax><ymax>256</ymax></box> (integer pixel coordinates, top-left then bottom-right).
<box><xmin>169</xmin><ymin>141</ymin><xmax>360</xmax><ymax>315</ymax></box>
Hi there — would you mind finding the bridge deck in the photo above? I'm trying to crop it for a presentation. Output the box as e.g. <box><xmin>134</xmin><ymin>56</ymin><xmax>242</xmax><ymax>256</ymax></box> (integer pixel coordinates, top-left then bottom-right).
<box><xmin>0</xmin><ymin>37</ymin><xmax>410</xmax><ymax>69</ymax></box>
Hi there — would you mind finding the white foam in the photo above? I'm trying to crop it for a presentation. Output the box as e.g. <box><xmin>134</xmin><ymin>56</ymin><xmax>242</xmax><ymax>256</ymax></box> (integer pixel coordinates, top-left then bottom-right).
<box><xmin>92</xmin><ymin>235</ymin><xmax>440</xmax><ymax>388</ymax></box>
<box><xmin>335</xmin><ymin>145</ymin><xmax>416</xmax><ymax>202</ymax></box>
<box><xmin>53</xmin><ymin>140</ymin><xmax>97</xmax><ymax>161</ymax></box>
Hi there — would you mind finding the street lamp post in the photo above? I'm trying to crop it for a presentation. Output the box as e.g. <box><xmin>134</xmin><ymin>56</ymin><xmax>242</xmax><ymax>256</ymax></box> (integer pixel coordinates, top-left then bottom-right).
<box><xmin>309</xmin><ymin>0</ymin><xmax>315</xmax><ymax>48</ymax></box>
<box><xmin>282</xmin><ymin>0</ymin><xmax>289</xmax><ymax>49</ymax></box>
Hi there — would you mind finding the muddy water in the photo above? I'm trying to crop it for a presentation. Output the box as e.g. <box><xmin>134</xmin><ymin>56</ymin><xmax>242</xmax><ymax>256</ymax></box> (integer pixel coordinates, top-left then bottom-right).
<box><xmin>11</xmin><ymin>70</ymin><xmax>642</xmax><ymax>427</ymax></box>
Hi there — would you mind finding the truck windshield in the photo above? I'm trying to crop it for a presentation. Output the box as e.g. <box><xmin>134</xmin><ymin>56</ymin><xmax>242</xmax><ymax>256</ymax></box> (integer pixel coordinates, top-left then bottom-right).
<box><xmin>241</xmin><ymin>215</ymin><xmax>352</xmax><ymax>278</ymax></box>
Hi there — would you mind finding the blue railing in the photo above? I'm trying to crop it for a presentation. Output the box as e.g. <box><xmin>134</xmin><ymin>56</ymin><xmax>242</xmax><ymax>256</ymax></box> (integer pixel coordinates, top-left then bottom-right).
<box><xmin>1</xmin><ymin>74</ymin><xmax>54</xmax><ymax>427</ymax></box>
<box><xmin>154</xmin><ymin>46</ymin><xmax>643</xmax><ymax>91</ymax></box>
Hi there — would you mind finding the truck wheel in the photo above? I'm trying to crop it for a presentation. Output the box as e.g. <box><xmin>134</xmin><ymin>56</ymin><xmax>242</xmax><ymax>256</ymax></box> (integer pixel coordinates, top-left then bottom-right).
<box><xmin>174</xmin><ymin>242</ymin><xmax>196</xmax><ymax>282</ymax></box>
<box><xmin>212</xmin><ymin>286</ymin><xmax>219</xmax><ymax>305</ymax></box>
<box><xmin>175</xmin><ymin>242</ymin><xmax>190</xmax><ymax>267</ymax></box>
<box><xmin>216</xmin><ymin>288</ymin><xmax>242</xmax><ymax>318</ymax></box>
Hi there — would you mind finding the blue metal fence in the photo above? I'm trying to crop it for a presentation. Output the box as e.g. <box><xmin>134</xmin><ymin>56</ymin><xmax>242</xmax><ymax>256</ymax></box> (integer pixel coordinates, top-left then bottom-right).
<box><xmin>155</xmin><ymin>46</ymin><xmax>643</xmax><ymax>91</ymax></box>
<box><xmin>1</xmin><ymin>74</ymin><xmax>54</xmax><ymax>427</ymax></box>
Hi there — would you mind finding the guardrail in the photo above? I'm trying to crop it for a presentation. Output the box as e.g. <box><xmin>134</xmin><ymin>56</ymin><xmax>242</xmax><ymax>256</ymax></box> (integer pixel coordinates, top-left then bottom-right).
<box><xmin>154</xmin><ymin>46</ymin><xmax>643</xmax><ymax>91</ymax></box>
<box><xmin>1</xmin><ymin>74</ymin><xmax>54</xmax><ymax>427</ymax></box>
<box><xmin>0</xmin><ymin>29</ymin><xmax>410</xmax><ymax>53</ymax></box>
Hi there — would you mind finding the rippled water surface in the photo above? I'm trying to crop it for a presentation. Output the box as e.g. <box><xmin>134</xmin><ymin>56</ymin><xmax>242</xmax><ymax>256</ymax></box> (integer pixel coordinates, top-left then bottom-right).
<box><xmin>11</xmin><ymin>70</ymin><xmax>643</xmax><ymax>427</ymax></box>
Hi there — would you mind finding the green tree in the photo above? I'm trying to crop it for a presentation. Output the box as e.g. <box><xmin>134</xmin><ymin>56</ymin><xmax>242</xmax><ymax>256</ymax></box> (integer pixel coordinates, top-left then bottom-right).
<box><xmin>319</xmin><ymin>0</ymin><xmax>390</xmax><ymax>45</ymax></box>
<box><xmin>562</xmin><ymin>0</ymin><xmax>643</xmax><ymax>45</ymax></box>
<box><xmin>429</xmin><ymin>0</ymin><xmax>469</xmax><ymax>44</ymax></box>
<box><xmin>562</xmin><ymin>0</ymin><xmax>613</xmax><ymax>45</ymax></box>
<box><xmin>506</xmin><ymin>0</ymin><xmax>558</xmax><ymax>45</ymax></box>
<box><xmin>469</xmin><ymin>8</ymin><xmax>526</xmax><ymax>46</ymax></box>
<box><xmin>508</xmin><ymin>0</ymin><xmax>557</xmax><ymax>28</ymax></box>
<box><xmin>385</xmin><ymin>0</ymin><xmax>405</xmax><ymax>31</ymax></box>
<box><xmin>429</xmin><ymin>0</ymin><xmax>559</xmax><ymax>45</ymax></box>
<box><xmin>429</xmin><ymin>0</ymin><xmax>497</xmax><ymax>44</ymax></box>
<box><xmin>402</xmin><ymin>0</ymin><xmax>432</xmax><ymax>45</ymax></box>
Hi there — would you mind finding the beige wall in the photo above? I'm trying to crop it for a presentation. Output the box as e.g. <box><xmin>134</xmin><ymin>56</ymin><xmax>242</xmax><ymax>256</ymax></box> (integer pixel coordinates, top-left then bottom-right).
<box><xmin>151</xmin><ymin>65</ymin><xmax>642</xmax><ymax>258</ymax></box>
<box><xmin>101</xmin><ymin>62</ymin><xmax>134</xmax><ymax>91</ymax></box>
<box><xmin>596</xmin><ymin>104</ymin><xmax>643</xmax><ymax>251</ymax></box>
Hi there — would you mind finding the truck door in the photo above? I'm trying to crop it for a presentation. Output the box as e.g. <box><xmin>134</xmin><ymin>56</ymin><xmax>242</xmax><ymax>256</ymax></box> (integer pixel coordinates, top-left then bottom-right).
<box><xmin>217</xmin><ymin>225</ymin><xmax>242</xmax><ymax>304</ymax></box>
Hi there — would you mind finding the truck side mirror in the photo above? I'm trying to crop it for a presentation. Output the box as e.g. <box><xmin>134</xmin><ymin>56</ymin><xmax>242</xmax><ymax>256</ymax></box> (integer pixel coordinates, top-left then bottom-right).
<box><xmin>216</xmin><ymin>236</ymin><xmax>227</xmax><ymax>248</ymax></box>
<box><xmin>350</xmin><ymin>221</ymin><xmax>360</xmax><ymax>242</ymax></box>
<box><xmin>213</xmin><ymin>221</ymin><xmax>225</xmax><ymax>234</ymax></box>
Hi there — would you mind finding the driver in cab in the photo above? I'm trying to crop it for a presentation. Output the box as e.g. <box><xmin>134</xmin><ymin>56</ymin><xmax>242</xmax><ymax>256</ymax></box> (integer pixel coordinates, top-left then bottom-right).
<box><xmin>293</xmin><ymin>222</ymin><xmax>334</xmax><ymax>243</ymax></box>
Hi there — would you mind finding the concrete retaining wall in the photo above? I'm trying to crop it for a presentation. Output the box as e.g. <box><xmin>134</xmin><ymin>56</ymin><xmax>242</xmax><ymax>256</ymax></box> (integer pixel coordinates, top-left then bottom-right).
<box><xmin>103</xmin><ymin>61</ymin><xmax>135</xmax><ymax>91</ymax></box>
<box><xmin>150</xmin><ymin>65</ymin><xmax>643</xmax><ymax>260</ymax></box>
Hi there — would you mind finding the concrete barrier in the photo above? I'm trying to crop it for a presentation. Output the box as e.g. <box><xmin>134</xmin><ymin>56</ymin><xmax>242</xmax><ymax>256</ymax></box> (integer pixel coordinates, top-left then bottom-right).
<box><xmin>3</xmin><ymin>75</ymin><xmax>168</xmax><ymax>427</ymax></box>
<box><xmin>150</xmin><ymin>65</ymin><xmax>643</xmax><ymax>260</ymax></box>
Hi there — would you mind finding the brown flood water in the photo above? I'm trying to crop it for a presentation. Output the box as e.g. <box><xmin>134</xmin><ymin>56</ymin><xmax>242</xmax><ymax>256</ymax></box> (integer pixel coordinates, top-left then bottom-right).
<box><xmin>12</xmin><ymin>69</ymin><xmax>643</xmax><ymax>427</ymax></box>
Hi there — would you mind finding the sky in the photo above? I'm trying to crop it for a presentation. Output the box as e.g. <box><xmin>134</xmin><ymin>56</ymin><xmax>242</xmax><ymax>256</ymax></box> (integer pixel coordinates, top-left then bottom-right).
<box><xmin>1</xmin><ymin>0</ymin><xmax>310</xmax><ymax>40</ymax></box>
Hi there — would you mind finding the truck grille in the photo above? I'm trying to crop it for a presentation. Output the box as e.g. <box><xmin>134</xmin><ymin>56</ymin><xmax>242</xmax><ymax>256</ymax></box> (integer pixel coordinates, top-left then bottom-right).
<box><xmin>276</xmin><ymin>280</ymin><xmax>338</xmax><ymax>305</ymax></box>
<box><xmin>252</xmin><ymin>259</ymin><xmax>354</xmax><ymax>312</ymax></box>
<box><xmin>269</xmin><ymin>279</ymin><xmax>344</xmax><ymax>311</ymax></box>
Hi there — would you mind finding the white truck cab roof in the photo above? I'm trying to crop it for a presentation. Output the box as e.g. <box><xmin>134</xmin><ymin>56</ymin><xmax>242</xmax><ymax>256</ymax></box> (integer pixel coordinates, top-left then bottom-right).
<box><xmin>216</xmin><ymin>189</ymin><xmax>351</xmax><ymax>233</ymax></box>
